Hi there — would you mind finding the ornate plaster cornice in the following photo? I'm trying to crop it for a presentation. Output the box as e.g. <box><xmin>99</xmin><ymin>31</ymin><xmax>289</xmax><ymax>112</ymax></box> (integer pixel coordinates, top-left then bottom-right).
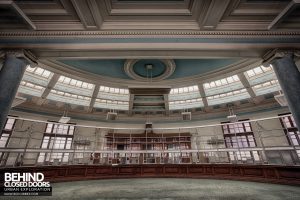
<box><xmin>0</xmin><ymin>30</ymin><xmax>300</xmax><ymax>38</ymax></box>
<box><xmin>124</xmin><ymin>59</ymin><xmax>176</xmax><ymax>81</ymax></box>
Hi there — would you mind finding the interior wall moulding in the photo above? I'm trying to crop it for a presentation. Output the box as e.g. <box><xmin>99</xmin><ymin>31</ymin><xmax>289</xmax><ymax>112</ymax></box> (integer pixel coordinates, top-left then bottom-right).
<box><xmin>124</xmin><ymin>59</ymin><xmax>176</xmax><ymax>81</ymax></box>
<box><xmin>0</xmin><ymin>31</ymin><xmax>300</xmax><ymax>38</ymax></box>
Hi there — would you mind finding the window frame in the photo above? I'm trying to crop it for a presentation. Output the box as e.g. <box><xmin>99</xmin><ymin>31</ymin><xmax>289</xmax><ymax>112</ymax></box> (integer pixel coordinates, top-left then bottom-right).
<box><xmin>221</xmin><ymin>120</ymin><xmax>259</xmax><ymax>162</ymax></box>
<box><xmin>0</xmin><ymin>117</ymin><xmax>17</xmax><ymax>164</ymax></box>
<box><xmin>37</xmin><ymin>121</ymin><xmax>75</xmax><ymax>164</ymax></box>
<box><xmin>279</xmin><ymin>113</ymin><xmax>300</xmax><ymax>146</ymax></box>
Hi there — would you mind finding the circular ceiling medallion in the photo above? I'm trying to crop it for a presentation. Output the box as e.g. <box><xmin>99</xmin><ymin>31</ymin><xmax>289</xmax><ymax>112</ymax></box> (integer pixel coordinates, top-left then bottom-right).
<box><xmin>124</xmin><ymin>59</ymin><xmax>176</xmax><ymax>81</ymax></box>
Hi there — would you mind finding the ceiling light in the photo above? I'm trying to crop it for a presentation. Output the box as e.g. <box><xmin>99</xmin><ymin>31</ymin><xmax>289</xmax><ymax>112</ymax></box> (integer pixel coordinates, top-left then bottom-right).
<box><xmin>274</xmin><ymin>93</ymin><xmax>288</xmax><ymax>107</ymax></box>
<box><xmin>58</xmin><ymin>116</ymin><xmax>71</xmax><ymax>123</ymax></box>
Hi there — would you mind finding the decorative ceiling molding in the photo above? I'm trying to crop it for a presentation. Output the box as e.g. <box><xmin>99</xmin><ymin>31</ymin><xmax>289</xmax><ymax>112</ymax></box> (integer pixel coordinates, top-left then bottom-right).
<box><xmin>1</xmin><ymin>0</ymin><xmax>299</xmax><ymax>31</ymax></box>
<box><xmin>37</xmin><ymin>58</ymin><xmax>261</xmax><ymax>89</ymax></box>
<box><xmin>33</xmin><ymin>50</ymin><xmax>263</xmax><ymax>60</ymax></box>
<box><xmin>124</xmin><ymin>59</ymin><xmax>176</xmax><ymax>81</ymax></box>
<box><xmin>1</xmin><ymin>30</ymin><xmax>300</xmax><ymax>37</ymax></box>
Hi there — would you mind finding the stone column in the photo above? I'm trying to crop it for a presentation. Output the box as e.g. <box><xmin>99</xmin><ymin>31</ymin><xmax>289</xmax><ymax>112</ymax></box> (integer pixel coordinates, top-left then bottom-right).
<box><xmin>0</xmin><ymin>53</ymin><xmax>27</xmax><ymax>132</ymax></box>
<box><xmin>271</xmin><ymin>54</ymin><xmax>300</xmax><ymax>129</ymax></box>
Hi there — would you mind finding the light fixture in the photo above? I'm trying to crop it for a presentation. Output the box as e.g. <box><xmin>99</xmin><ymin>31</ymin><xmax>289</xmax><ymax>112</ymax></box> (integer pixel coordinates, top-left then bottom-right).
<box><xmin>12</xmin><ymin>96</ymin><xmax>26</xmax><ymax>107</ymax></box>
<box><xmin>145</xmin><ymin>64</ymin><xmax>153</xmax><ymax>82</ymax></box>
<box><xmin>274</xmin><ymin>92</ymin><xmax>288</xmax><ymax>107</ymax></box>
<box><xmin>59</xmin><ymin>109</ymin><xmax>71</xmax><ymax>123</ymax></box>
<box><xmin>182</xmin><ymin>109</ymin><xmax>191</xmax><ymax>121</ymax></box>
<box><xmin>58</xmin><ymin>116</ymin><xmax>71</xmax><ymax>123</ymax></box>
<box><xmin>106</xmin><ymin>109</ymin><xmax>117</xmax><ymax>120</ymax></box>
<box><xmin>274</xmin><ymin>82</ymin><xmax>287</xmax><ymax>107</ymax></box>
<box><xmin>227</xmin><ymin>105</ymin><xmax>237</xmax><ymax>122</ymax></box>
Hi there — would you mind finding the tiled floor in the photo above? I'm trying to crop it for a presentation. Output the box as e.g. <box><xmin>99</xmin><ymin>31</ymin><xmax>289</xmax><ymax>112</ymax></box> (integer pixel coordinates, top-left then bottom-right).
<box><xmin>2</xmin><ymin>178</ymin><xmax>300</xmax><ymax>200</ymax></box>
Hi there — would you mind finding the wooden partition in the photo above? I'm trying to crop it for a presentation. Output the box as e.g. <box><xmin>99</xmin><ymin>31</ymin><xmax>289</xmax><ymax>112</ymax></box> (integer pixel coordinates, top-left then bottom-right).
<box><xmin>1</xmin><ymin>164</ymin><xmax>300</xmax><ymax>185</ymax></box>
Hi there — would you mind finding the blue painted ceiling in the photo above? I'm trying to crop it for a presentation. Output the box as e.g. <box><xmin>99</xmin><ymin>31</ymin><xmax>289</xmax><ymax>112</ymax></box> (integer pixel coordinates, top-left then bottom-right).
<box><xmin>60</xmin><ymin>59</ymin><xmax>129</xmax><ymax>79</ymax></box>
<box><xmin>133</xmin><ymin>59</ymin><xmax>166</xmax><ymax>78</ymax></box>
<box><xmin>58</xmin><ymin>58</ymin><xmax>241</xmax><ymax>80</ymax></box>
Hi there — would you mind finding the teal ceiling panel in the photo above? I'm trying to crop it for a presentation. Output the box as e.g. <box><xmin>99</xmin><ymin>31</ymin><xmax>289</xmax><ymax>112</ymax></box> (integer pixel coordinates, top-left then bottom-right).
<box><xmin>58</xmin><ymin>58</ymin><xmax>241</xmax><ymax>80</ymax></box>
<box><xmin>59</xmin><ymin>59</ymin><xmax>130</xmax><ymax>79</ymax></box>
<box><xmin>169</xmin><ymin>58</ymin><xmax>241</xmax><ymax>79</ymax></box>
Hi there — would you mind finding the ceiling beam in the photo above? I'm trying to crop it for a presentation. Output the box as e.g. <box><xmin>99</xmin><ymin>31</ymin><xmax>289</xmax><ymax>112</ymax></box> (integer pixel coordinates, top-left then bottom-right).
<box><xmin>4</xmin><ymin>42</ymin><xmax>298</xmax><ymax>53</ymax></box>
<box><xmin>70</xmin><ymin>0</ymin><xmax>98</xmax><ymax>29</ymax></box>
<box><xmin>197</xmin><ymin>83</ymin><xmax>209</xmax><ymax>109</ymax></box>
<box><xmin>200</xmin><ymin>0</ymin><xmax>230</xmax><ymax>30</ymax></box>
<box><xmin>237</xmin><ymin>72</ymin><xmax>260</xmax><ymax>105</ymax></box>
<box><xmin>87</xmin><ymin>0</ymin><xmax>104</xmax><ymax>29</ymax></box>
<box><xmin>34</xmin><ymin>50</ymin><xmax>263</xmax><ymax>60</ymax></box>
<box><xmin>41</xmin><ymin>74</ymin><xmax>60</xmax><ymax>99</ymax></box>
<box><xmin>164</xmin><ymin>94</ymin><xmax>169</xmax><ymax>116</ymax></box>
<box><xmin>88</xmin><ymin>85</ymin><xmax>100</xmax><ymax>112</ymax></box>
<box><xmin>60</xmin><ymin>0</ymin><xmax>79</xmax><ymax>18</ymax></box>
<box><xmin>268</xmin><ymin>0</ymin><xmax>300</xmax><ymax>30</ymax></box>
<box><xmin>0</xmin><ymin>0</ymin><xmax>36</xmax><ymax>30</ymax></box>
<box><xmin>12</xmin><ymin>96</ymin><xmax>26</xmax><ymax>108</ymax></box>
<box><xmin>128</xmin><ymin>94</ymin><xmax>134</xmax><ymax>116</ymax></box>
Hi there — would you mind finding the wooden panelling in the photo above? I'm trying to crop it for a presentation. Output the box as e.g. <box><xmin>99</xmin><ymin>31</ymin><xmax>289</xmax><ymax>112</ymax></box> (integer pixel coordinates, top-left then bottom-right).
<box><xmin>165</xmin><ymin>167</ymin><xmax>179</xmax><ymax>174</ymax></box>
<box><xmin>119</xmin><ymin>167</ymin><xmax>135</xmax><ymax>174</ymax></box>
<box><xmin>189</xmin><ymin>166</ymin><xmax>204</xmax><ymax>174</ymax></box>
<box><xmin>67</xmin><ymin>168</ymin><xmax>86</xmax><ymax>176</ymax></box>
<box><xmin>95</xmin><ymin>167</ymin><xmax>112</xmax><ymax>175</ymax></box>
<box><xmin>278</xmin><ymin>168</ymin><xmax>300</xmax><ymax>179</ymax></box>
<box><xmin>214</xmin><ymin>167</ymin><xmax>231</xmax><ymax>175</ymax></box>
<box><xmin>142</xmin><ymin>167</ymin><xmax>156</xmax><ymax>174</ymax></box>
<box><xmin>243</xmin><ymin>168</ymin><xmax>264</xmax><ymax>177</ymax></box>
<box><xmin>264</xmin><ymin>169</ymin><xmax>277</xmax><ymax>179</ymax></box>
<box><xmin>0</xmin><ymin>164</ymin><xmax>299</xmax><ymax>185</ymax></box>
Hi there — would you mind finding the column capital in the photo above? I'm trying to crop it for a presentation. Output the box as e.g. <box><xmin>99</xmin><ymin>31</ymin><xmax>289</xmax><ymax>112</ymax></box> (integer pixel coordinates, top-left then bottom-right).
<box><xmin>1</xmin><ymin>49</ymin><xmax>38</xmax><ymax>67</ymax></box>
<box><xmin>262</xmin><ymin>49</ymin><xmax>300</xmax><ymax>64</ymax></box>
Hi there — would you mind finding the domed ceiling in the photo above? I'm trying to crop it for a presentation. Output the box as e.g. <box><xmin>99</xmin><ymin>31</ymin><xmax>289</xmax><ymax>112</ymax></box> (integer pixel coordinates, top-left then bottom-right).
<box><xmin>58</xmin><ymin>58</ymin><xmax>241</xmax><ymax>81</ymax></box>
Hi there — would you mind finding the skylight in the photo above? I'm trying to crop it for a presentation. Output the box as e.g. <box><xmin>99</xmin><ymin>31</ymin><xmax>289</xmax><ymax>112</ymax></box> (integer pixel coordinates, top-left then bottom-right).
<box><xmin>203</xmin><ymin>75</ymin><xmax>244</xmax><ymax>96</ymax></box>
<box><xmin>95</xmin><ymin>99</ymin><xmax>129</xmax><ymax>105</ymax></box>
<box><xmin>20</xmin><ymin>81</ymin><xmax>44</xmax><ymax>91</ymax></box>
<box><xmin>252</xmin><ymin>80</ymin><xmax>280</xmax><ymax>96</ymax></box>
<box><xmin>207</xmin><ymin>88</ymin><xmax>250</xmax><ymax>106</ymax></box>
<box><xmin>207</xmin><ymin>88</ymin><xmax>247</xmax><ymax>100</ymax></box>
<box><xmin>169</xmin><ymin>85</ymin><xmax>200</xmax><ymax>101</ymax></box>
<box><xmin>244</xmin><ymin>65</ymin><xmax>276</xmax><ymax>86</ymax></box>
<box><xmin>169</xmin><ymin>98</ymin><xmax>203</xmax><ymax>110</ymax></box>
<box><xmin>94</xmin><ymin>98</ymin><xmax>129</xmax><ymax>110</ymax></box>
<box><xmin>170</xmin><ymin>85</ymin><xmax>198</xmax><ymax>94</ymax></box>
<box><xmin>245</xmin><ymin>65</ymin><xmax>273</xmax><ymax>78</ymax></box>
<box><xmin>169</xmin><ymin>98</ymin><xmax>202</xmax><ymax>105</ymax></box>
<box><xmin>99</xmin><ymin>86</ymin><xmax>129</xmax><ymax>94</ymax></box>
<box><xmin>252</xmin><ymin>80</ymin><xmax>279</xmax><ymax>89</ymax></box>
<box><xmin>203</xmin><ymin>75</ymin><xmax>239</xmax><ymax>89</ymax></box>
<box><xmin>26</xmin><ymin>66</ymin><xmax>52</xmax><ymax>79</ymax></box>
<box><xmin>98</xmin><ymin>86</ymin><xmax>130</xmax><ymax>102</ymax></box>
<box><xmin>18</xmin><ymin>81</ymin><xmax>45</xmax><ymax>97</ymax></box>
<box><xmin>23</xmin><ymin>66</ymin><xmax>54</xmax><ymax>87</ymax></box>
<box><xmin>58</xmin><ymin>75</ymin><xmax>94</xmax><ymax>90</ymax></box>
<box><xmin>50</xmin><ymin>89</ymin><xmax>91</xmax><ymax>101</ymax></box>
